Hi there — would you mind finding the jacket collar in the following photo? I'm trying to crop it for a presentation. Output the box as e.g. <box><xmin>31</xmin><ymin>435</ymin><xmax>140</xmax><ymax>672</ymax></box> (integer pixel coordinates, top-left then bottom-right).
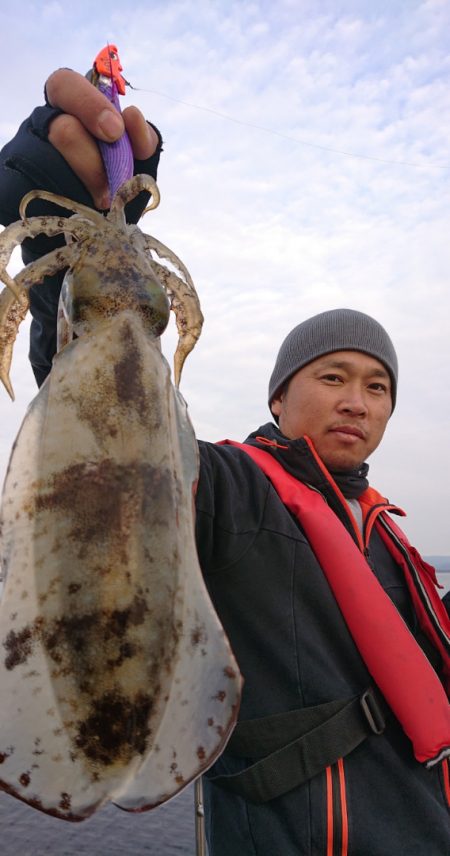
<box><xmin>244</xmin><ymin>423</ymin><xmax>369</xmax><ymax>500</ymax></box>
<box><xmin>244</xmin><ymin>423</ymin><xmax>371</xmax><ymax>544</ymax></box>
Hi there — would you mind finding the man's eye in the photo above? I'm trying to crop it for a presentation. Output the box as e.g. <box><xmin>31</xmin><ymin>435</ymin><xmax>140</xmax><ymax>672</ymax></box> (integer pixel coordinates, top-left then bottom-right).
<box><xmin>322</xmin><ymin>374</ymin><xmax>342</xmax><ymax>382</ymax></box>
<box><xmin>369</xmin><ymin>382</ymin><xmax>388</xmax><ymax>393</ymax></box>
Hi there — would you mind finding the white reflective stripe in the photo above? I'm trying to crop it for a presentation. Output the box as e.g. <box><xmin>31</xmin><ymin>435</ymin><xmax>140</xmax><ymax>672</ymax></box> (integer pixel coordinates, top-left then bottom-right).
<box><xmin>346</xmin><ymin>498</ymin><xmax>363</xmax><ymax>533</ymax></box>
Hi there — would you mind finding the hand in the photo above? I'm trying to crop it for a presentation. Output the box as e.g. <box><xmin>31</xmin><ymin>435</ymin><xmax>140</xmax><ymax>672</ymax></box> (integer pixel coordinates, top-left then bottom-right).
<box><xmin>45</xmin><ymin>69</ymin><xmax>159</xmax><ymax>209</ymax></box>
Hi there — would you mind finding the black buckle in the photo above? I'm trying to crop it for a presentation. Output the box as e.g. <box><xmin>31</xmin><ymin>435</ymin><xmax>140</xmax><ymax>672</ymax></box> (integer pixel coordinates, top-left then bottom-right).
<box><xmin>360</xmin><ymin>689</ymin><xmax>386</xmax><ymax>735</ymax></box>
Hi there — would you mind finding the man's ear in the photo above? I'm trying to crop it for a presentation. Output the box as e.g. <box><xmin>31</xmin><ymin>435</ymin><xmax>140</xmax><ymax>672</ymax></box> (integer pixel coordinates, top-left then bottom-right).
<box><xmin>270</xmin><ymin>395</ymin><xmax>283</xmax><ymax>418</ymax></box>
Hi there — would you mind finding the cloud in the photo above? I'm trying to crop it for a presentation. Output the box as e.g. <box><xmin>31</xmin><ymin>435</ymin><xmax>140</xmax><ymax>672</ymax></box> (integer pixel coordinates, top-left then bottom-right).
<box><xmin>41</xmin><ymin>1</ymin><xmax>64</xmax><ymax>20</ymax></box>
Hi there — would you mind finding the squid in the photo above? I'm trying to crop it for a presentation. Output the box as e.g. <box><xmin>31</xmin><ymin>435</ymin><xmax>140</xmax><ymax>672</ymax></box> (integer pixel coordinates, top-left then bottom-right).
<box><xmin>0</xmin><ymin>175</ymin><xmax>242</xmax><ymax>820</ymax></box>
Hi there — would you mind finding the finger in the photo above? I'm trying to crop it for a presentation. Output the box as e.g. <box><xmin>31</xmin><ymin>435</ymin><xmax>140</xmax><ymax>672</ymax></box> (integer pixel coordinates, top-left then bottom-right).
<box><xmin>48</xmin><ymin>114</ymin><xmax>109</xmax><ymax>208</ymax></box>
<box><xmin>46</xmin><ymin>69</ymin><xmax>125</xmax><ymax>142</ymax></box>
<box><xmin>123</xmin><ymin>107</ymin><xmax>159</xmax><ymax>160</ymax></box>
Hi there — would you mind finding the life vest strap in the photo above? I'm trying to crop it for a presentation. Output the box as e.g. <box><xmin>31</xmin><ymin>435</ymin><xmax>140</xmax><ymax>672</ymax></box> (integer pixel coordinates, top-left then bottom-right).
<box><xmin>208</xmin><ymin>688</ymin><xmax>388</xmax><ymax>803</ymax></box>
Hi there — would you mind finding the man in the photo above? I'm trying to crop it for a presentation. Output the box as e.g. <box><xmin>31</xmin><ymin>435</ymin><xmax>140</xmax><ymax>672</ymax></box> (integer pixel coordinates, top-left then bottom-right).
<box><xmin>196</xmin><ymin>313</ymin><xmax>449</xmax><ymax>855</ymax></box>
<box><xmin>1</xmin><ymin>71</ymin><xmax>449</xmax><ymax>856</ymax></box>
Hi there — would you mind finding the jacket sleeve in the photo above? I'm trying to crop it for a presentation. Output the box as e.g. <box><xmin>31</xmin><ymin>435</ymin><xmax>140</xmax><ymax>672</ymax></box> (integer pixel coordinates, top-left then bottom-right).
<box><xmin>195</xmin><ymin>441</ymin><xmax>270</xmax><ymax>574</ymax></box>
<box><xmin>0</xmin><ymin>102</ymin><xmax>163</xmax><ymax>385</ymax></box>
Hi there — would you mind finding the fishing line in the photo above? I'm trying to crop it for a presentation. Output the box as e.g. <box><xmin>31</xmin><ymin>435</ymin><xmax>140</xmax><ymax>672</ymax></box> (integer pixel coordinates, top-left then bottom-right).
<box><xmin>128</xmin><ymin>83</ymin><xmax>448</xmax><ymax>171</ymax></box>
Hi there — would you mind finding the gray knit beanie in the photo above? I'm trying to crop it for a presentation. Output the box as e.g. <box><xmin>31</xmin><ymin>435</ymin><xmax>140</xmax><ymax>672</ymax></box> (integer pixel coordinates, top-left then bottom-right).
<box><xmin>268</xmin><ymin>308</ymin><xmax>398</xmax><ymax>412</ymax></box>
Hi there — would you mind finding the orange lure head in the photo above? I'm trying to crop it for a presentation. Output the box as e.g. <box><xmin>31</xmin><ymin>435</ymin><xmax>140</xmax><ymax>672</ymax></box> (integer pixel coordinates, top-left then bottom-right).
<box><xmin>93</xmin><ymin>44</ymin><xmax>127</xmax><ymax>95</ymax></box>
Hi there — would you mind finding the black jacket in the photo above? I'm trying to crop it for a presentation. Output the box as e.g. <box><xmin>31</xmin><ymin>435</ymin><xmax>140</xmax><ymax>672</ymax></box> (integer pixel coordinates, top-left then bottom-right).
<box><xmin>196</xmin><ymin>426</ymin><xmax>450</xmax><ymax>856</ymax></box>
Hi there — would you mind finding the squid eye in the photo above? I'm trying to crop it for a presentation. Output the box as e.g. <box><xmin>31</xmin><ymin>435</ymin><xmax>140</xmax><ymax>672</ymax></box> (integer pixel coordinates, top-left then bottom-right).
<box><xmin>110</xmin><ymin>51</ymin><xmax>117</xmax><ymax>60</ymax></box>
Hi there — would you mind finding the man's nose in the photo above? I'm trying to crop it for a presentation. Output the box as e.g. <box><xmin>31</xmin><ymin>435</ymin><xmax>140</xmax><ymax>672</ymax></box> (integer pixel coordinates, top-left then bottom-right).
<box><xmin>337</xmin><ymin>385</ymin><xmax>368</xmax><ymax>415</ymax></box>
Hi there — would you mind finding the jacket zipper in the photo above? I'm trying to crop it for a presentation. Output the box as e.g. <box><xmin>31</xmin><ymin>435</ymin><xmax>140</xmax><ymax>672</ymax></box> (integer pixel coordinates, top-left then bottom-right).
<box><xmin>326</xmin><ymin>759</ymin><xmax>348</xmax><ymax>856</ymax></box>
<box><xmin>378</xmin><ymin>515</ymin><xmax>450</xmax><ymax>652</ymax></box>
<box><xmin>362</xmin><ymin>502</ymin><xmax>395</xmax><ymax>547</ymax></box>
<box><xmin>443</xmin><ymin>758</ymin><xmax>450</xmax><ymax>808</ymax></box>
<box><xmin>361</xmin><ymin>503</ymin><xmax>400</xmax><ymax>570</ymax></box>
<box><xmin>303</xmin><ymin>436</ymin><xmax>365</xmax><ymax>550</ymax></box>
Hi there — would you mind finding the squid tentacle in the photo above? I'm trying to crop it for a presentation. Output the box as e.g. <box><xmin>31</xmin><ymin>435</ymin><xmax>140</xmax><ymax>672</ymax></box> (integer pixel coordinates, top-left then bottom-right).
<box><xmin>0</xmin><ymin>244</ymin><xmax>79</xmax><ymax>399</ymax></box>
<box><xmin>14</xmin><ymin>243</ymin><xmax>78</xmax><ymax>293</ymax></box>
<box><xmin>142</xmin><ymin>233</ymin><xmax>196</xmax><ymax>292</ymax></box>
<box><xmin>0</xmin><ymin>218</ymin><xmax>70</xmax><ymax>301</ymax></box>
<box><xmin>150</xmin><ymin>260</ymin><xmax>203</xmax><ymax>388</ymax></box>
<box><xmin>0</xmin><ymin>287</ymin><xmax>29</xmax><ymax>400</ymax></box>
<box><xmin>138</xmin><ymin>231</ymin><xmax>203</xmax><ymax>387</ymax></box>
<box><xmin>19</xmin><ymin>190</ymin><xmax>107</xmax><ymax>227</ymax></box>
<box><xmin>0</xmin><ymin>216</ymin><xmax>105</xmax><ymax>395</ymax></box>
<box><xmin>108</xmin><ymin>175</ymin><xmax>160</xmax><ymax>226</ymax></box>
<box><xmin>0</xmin><ymin>216</ymin><xmax>97</xmax><ymax>296</ymax></box>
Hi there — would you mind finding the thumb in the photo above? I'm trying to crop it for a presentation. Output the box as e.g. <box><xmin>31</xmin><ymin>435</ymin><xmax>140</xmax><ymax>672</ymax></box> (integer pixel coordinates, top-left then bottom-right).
<box><xmin>45</xmin><ymin>68</ymin><xmax>125</xmax><ymax>142</ymax></box>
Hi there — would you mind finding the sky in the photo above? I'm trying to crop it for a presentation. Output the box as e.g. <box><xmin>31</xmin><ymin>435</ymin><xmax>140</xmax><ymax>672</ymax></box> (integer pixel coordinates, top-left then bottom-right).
<box><xmin>0</xmin><ymin>0</ymin><xmax>449</xmax><ymax>553</ymax></box>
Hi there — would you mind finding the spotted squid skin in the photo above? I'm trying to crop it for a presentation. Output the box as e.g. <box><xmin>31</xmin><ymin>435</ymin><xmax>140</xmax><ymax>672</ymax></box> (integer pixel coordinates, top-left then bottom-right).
<box><xmin>0</xmin><ymin>309</ymin><xmax>241</xmax><ymax>819</ymax></box>
<box><xmin>61</xmin><ymin>232</ymin><xmax>170</xmax><ymax>340</ymax></box>
<box><xmin>0</xmin><ymin>177</ymin><xmax>240</xmax><ymax>820</ymax></box>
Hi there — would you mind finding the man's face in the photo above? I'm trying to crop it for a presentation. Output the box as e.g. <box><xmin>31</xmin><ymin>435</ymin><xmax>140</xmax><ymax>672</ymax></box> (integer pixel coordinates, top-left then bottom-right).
<box><xmin>270</xmin><ymin>350</ymin><xmax>392</xmax><ymax>471</ymax></box>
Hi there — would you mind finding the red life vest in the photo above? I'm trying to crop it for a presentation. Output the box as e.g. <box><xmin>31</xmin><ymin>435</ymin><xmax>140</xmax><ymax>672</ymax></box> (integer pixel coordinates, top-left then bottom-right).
<box><xmin>221</xmin><ymin>439</ymin><xmax>450</xmax><ymax>767</ymax></box>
